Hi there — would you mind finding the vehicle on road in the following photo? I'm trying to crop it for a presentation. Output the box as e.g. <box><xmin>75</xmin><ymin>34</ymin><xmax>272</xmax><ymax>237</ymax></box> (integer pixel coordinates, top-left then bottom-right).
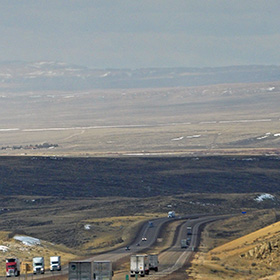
<box><xmin>148</xmin><ymin>221</ymin><xmax>154</xmax><ymax>228</ymax></box>
<box><xmin>50</xmin><ymin>256</ymin><xmax>61</xmax><ymax>271</ymax></box>
<box><xmin>130</xmin><ymin>254</ymin><xmax>149</xmax><ymax>277</ymax></box>
<box><xmin>187</xmin><ymin>226</ymin><xmax>192</xmax><ymax>235</ymax></box>
<box><xmin>69</xmin><ymin>261</ymin><xmax>93</xmax><ymax>280</ymax></box>
<box><xmin>141</xmin><ymin>237</ymin><xmax>147</xmax><ymax>241</ymax></box>
<box><xmin>148</xmin><ymin>254</ymin><xmax>158</xmax><ymax>272</ymax></box>
<box><xmin>180</xmin><ymin>239</ymin><xmax>188</xmax><ymax>248</ymax></box>
<box><xmin>93</xmin><ymin>260</ymin><xmax>113</xmax><ymax>280</ymax></box>
<box><xmin>33</xmin><ymin>257</ymin><xmax>45</xmax><ymax>274</ymax></box>
<box><xmin>125</xmin><ymin>246</ymin><xmax>130</xmax><ymax>250</ymax></box>
<box><xmin>168</xmin><ymin>211</ymin><xmax>175</xmax><ymax>218</ymax></box>
<box><xmin>6</xmin><ymin>258</ymin><xmax>20</xmax><ymax>277</ymax></box>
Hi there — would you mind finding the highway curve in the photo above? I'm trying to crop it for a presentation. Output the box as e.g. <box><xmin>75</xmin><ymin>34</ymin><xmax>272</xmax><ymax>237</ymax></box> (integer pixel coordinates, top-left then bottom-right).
<box><xmin>146</xmin><ymin>216</ymin><xmax>223</xmax><ymax>279</ymax></box>
<box><xmin>4</xmin><ymin>214</ymin><xmax>226</xmax><ymax>280</ymax></box>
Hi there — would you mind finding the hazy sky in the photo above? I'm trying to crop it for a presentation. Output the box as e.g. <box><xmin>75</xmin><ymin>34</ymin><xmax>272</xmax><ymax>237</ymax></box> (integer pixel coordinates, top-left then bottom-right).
<box><xmin>1</xmin><ymin>0</ymin><xmax>279</xmax><ymax>69</ymax></box>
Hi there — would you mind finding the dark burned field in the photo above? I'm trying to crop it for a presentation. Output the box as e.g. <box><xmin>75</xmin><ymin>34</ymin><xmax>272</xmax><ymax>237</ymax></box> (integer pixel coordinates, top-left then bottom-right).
<box><xmin>1</xmin><ymin>155</ymin><xmax>280</xmax><ymax>250</ymax></box>
<box><xmin>1</xmin><ymin>155</ymin><xmax>280</xmax><ymax>197</ymax></box>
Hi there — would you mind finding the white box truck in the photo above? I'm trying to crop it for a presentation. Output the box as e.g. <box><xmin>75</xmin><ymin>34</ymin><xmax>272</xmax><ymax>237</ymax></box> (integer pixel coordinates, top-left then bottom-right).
<box><xmin>33</xmin><ymin>257</ymin><xmax>45</xmax><ymax>274</ymax></box>
<box><xmin>50</xmin><ymin>256</ymin><xmax>61</xmax><ymax>271</ymax></box>
<box><xmin>69</xmin><ymin>261</ymin><xmax>93</xmax><ymax>280</ymax></box>
<box><xmin>93</xmin><ymin>261</ymin><xmax>113</xmax><ymax>280</ymax></box>
<box><xmin>130</xmin><ymin>254</ymin><xmax>149</xmax><ymax>277</ymax></box>
<box><xmin>6</xmin><ymin>258</ymin><xmax>20</xmax><ymax>277</ymax></box>
<box><xmin>148</xmin><ymin>254</ymin><xmax>158</xmax><ymax>272</ymax></box>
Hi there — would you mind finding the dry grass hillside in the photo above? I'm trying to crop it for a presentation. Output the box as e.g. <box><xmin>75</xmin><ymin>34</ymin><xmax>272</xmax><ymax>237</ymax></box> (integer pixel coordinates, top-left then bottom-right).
<box><xmin>0</xmin><ymin>214</ymin><xmax>157</xmax><ymax>276</ymax></box>
<box><xmin>0</xmin><ymin>231</ymin><xmax>77</xmax><ymax>276</ymax></box>
<box><xmin>190</xmin><ymin>210</ymin><xmax>280</xmax><ymax>279</ymax></box>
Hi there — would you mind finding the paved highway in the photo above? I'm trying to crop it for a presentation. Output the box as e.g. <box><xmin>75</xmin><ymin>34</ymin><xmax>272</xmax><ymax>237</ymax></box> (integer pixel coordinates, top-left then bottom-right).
<box><xmin>146</xmin><ymin>216</ymin><xmax>222</xmax><ymax>279</ymax></box>
<box><xmin>1</xmin><ymin>214</ymin><xmax>227</xmax><ymax>279</ymax></box>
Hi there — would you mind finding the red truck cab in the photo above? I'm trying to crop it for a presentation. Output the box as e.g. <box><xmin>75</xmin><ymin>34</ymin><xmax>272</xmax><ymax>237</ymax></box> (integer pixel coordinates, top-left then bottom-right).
<box><xmin>6</xmin><ymin>258</ymin><xmax>20</xmax><ymax>277</ymax></box>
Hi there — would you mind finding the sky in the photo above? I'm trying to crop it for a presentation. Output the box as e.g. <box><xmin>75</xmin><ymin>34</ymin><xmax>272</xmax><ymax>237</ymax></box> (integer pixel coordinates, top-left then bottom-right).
<box><xmin>0</xmin><ymin>0</ymin><xmax>279</xmax><ymax>69</ymax></box>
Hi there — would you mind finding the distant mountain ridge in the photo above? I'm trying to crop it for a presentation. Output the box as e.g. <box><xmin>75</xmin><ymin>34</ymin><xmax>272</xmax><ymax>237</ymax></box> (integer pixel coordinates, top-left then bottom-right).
<box><xmin>0</xmin><ymin>61</ymin><xmax>279</xmax><ymax>91</ymax></box>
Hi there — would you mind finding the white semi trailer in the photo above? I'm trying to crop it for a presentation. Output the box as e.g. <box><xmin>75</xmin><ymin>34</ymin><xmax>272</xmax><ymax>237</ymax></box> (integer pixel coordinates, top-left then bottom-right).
<box><xmin>69</xmin><ymin>261</ymin><xmax>93</xmax><ymax>280</ymax></box>
<box><xmin>148</xmin><ymin>254</ymin><xmax>158</xmax><ymax>272</ymax></box>
<box><xmin>130</xmin><ymin>254</ymin><xmax>149</xmax><ymax>277</ymax></box>
<box><xmin>93</xmin><ymin>260</ymin><xmax>113</xmax><ymax>280</ymax></box>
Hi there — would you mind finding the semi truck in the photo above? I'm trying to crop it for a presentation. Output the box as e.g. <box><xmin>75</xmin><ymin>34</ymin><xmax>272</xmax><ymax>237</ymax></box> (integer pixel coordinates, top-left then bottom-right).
<box><xmin>50</xmin><ymin>256</ymin><xmax>61</xmax><ymax>271</ymax></box>
<box><xmin>148</xmin><ymin>254</ymin><xmax>158</xmax><ymax>272</ymax></box>
<box><xmin>6</xmin><ymin>258</ymin><xmax>20</xmax><ymax>277</ymax></box>
<box><xmin>93</xmin><ymin>260</ymin><xmax>113</xmax><ymax>280</ymax></box>
<box><xmin>130</xmin><ymin>254</ymin><xmax>149</xmax><ymax>277</ymax></box>
<box><xmin>69</xmin><ymin>261</ymin><xmax>93</xmax><ymax>280</ymax></box>
<box><xmin>180</xmin><ymin>239</ymin><xmax>188</xmax><ymax>248</ymax></box>
<box><xmin>33</xmin><ymin>257</ymin><xmax>45</xmax><ymax>274</ymax></box>
<box><xmin>168</xmin><ymin>211</ymin><xmax>175</xmax><ymax>218</ymax></box>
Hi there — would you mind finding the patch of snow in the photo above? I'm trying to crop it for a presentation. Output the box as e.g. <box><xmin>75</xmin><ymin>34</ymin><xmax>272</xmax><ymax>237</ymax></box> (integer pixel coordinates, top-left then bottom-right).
<box><xmin>257</xmin><ymin>135</ymin><xmax>269</xmax><ymax>140</ymax></box>
<box><xmin>13</xmin><ymin>235</ymin><xmax>41</xmax><ymax>246</ymax></box>
<box><xmin>257</xmin><ymin>133</ymin><xmax>271</xmax><ymax>140</ymax></box>
<box><xmin>27</xmin><ymin>71</ymin><xmax>45</xmax><ymax>76</ymax></box>
<box><xmin>255</xmin><ymin>193</ymin><xmax>275</xmax><ymax>202</ymax></box>
<box><xmin>171</xmin><ymin>136</ymin><xmax>184</xmax><ymax>141</ymax></box>
<box><xmin>0</xmin><ymin>73</ymin><xmax>12</xmax><ymax>78</ymax></box>
<box><xmin>242</xmin><ymin>158</ymin><xmax>255</xmax><ymax>161</ymax></box>
<box><xmin>84</xmin><ymin>224</ymin><xmax>91</xmax><ymax>230</ymax></box>
<box><xmin>100</xmin><ymin>72</ymin><xmax>111</xmax><ymax>77</ymax></box>
<box><xmin>267</xmin><ymin>87</ymin><xmax>275</xmax><ymax>91</ymax></box>
<box><xmin>0</xmin><ymin>245</ymin><xmax>9</xmax><ymax>252</ymax></box>
<box><xmin>186</xmin><ymin>135</ymin><xmax>201</xmax><ymax>139</ymax></box>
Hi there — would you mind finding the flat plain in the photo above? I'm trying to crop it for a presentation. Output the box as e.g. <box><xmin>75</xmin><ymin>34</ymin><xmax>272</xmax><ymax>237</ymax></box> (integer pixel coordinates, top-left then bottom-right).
<box><xmin>0</xmin><ymin>81</ymin><xmax>280</xmax><ymax>156</ymax></box>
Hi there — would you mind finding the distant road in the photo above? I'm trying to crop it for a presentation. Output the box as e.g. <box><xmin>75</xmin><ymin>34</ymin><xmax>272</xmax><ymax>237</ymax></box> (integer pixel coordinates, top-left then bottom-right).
<box><xmin>0</xmin><ymin>117</ymin><xmax>278</xmax><ymax>134</ymax></box>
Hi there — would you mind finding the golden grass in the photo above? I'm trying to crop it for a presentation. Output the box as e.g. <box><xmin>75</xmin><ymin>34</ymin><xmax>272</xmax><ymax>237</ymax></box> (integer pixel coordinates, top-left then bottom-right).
<box><xmin>0</xmin><ymin>235</ymin><xmax>78</xmax><ymax>276</ymax></box>
<box><xmin>81</xmin><ymin>214</ymin><xmax>162</xmax><ymax>252</ymax></box>
<box><xmin>0</xmin><ymin>231</ymin><xmax>9</xmax><ymax>240</ymax></box>
<box><xmin>190</xmin><ymin>214</ymin><xmax>280</xmax><ymax>280</ymax></box>
<box><xmin>211</xmin><ymin>221</ymin><xmax>280</xmax><ymax>259</ymax></box>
